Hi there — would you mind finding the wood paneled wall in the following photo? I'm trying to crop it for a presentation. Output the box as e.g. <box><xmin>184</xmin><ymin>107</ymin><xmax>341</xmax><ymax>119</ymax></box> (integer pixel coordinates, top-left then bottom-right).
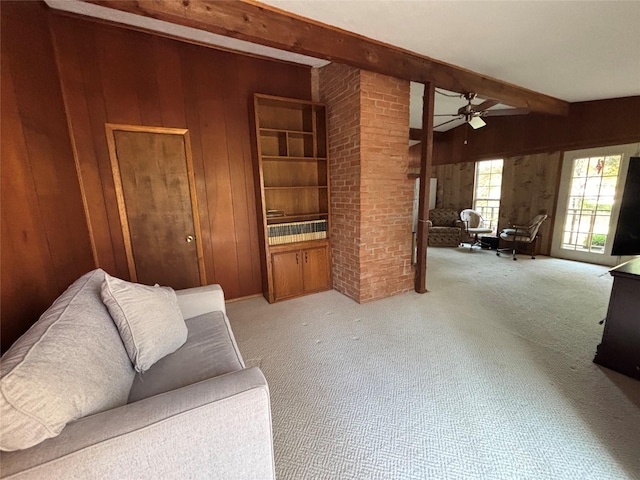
<box><xmin>432</xmin><ymin>163</ymin><xmax>475</xmax><ymax>211</ymax></box>
<box><xmin>498</xmin><ymin>153</ymin><xmax>562</xmax><ymax>255</ymax></box>
<box><xmin>436</xmin><ymin>97</ymin><xmax>640</xmax><ymax>165</ymax></box>
<box><xmin>1</xmin><ymin>3</ymin><xmax>94</xmax><ymax>352</ymax></box>
<box><xmin>49</xmin><ymin>13</ymin><xmax>312</xmax><ymax>300</ymax></box>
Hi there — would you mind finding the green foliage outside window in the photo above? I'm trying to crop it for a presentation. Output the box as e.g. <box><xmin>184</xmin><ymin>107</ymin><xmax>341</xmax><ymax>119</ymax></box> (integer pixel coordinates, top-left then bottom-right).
<box><xmin>587</xmin><ymin>234</ymin><xmax>606</xmax><ymax>247</ymax></box>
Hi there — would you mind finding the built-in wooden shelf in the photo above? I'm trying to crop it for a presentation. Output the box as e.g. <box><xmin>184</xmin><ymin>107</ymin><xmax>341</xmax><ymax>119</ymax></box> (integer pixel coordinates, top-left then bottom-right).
<box><xmin>253</xmin><ymin>94</ymin><xmax>331</xmax><ymax>303</ymax></box>
<box><xmin>260</xmin><ymin>128</ymin><xmax>313</xmax><ymax>135</ymax></box>
<box><xmin>262</xmin><ymin>156</ymin><xmax>327</xmax><ymax>162</ymax></box>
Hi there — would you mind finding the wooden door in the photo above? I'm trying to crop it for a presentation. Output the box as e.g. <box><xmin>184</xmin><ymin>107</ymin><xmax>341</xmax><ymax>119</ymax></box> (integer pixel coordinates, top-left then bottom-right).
<box><xmin>272</xmin><ymin>250</ymin><xmax>303</xmax><ymax>300</ymax></box>
<box><xmin>107</xmin><ymin>125</ymin><xmax>205</xmax><ymax>289</ymax></box>
<box><xmin>302</xmin><ymin>246</ymin><xmax>330</xmax><ymax>293</ymax></box>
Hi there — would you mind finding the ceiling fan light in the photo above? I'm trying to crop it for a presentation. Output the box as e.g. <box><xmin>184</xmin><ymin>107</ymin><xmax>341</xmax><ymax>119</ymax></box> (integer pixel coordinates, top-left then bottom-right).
<box><xmin>469</xmin><ymin>116</ymin><xmax>486</xmax><ymax>129</ymax></box>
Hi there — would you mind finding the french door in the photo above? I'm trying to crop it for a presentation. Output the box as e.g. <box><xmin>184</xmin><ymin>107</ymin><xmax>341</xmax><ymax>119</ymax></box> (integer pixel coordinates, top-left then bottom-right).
<box><xmin>551</xmin><ymin>144</ymin><xmax>637</xmax><ymax>266</ymax></box>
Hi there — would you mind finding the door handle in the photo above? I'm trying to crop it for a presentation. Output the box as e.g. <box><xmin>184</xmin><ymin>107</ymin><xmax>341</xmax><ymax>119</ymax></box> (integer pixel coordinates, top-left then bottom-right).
<box><xmin>295</xmin><ymin>253</ymin><xmax>299</xmax><ymax>264</ymax></box>
<box><xmin>305</xmin><ymin>252</ymin><xmax>308</xmax><ymax>263</ymax></box>
<box><xmin>185</xmin><ymin>235</ymin><xmax>195</xmax><ymax>243</ymax></box>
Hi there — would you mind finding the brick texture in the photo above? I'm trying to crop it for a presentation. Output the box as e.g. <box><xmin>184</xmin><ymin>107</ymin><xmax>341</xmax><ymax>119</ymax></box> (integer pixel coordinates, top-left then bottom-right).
<box><xmin>318</xmin><ymin>64</ymin><xmax>362</xmax><ymax>301</ymax></box>
<box><xmin>359</xmin><ymin>71</ymin><xmax>413</xmax><ymax>301</ymax></box>
<box><xmin>319</xmin><ymin>65</ymin><xmax>413</xmax><ymax>302</ymax></box>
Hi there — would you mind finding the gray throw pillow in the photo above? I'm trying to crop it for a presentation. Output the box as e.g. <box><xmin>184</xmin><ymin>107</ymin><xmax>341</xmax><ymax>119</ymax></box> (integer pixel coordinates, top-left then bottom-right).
<box><xmin>101</xmin><ymin>274</ymin><xmax>188</xmax><ymax>373</ymax></box>
<box><xmin>0</xmin><ymin>269</ymin><xmax>135</xmax><ymax>451</ymax></box>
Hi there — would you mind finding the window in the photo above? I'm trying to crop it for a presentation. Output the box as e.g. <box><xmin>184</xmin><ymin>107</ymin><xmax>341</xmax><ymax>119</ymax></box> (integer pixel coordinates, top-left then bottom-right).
<box><xmin>473</xmin><ymin>159</ymin><xmax>503</xmax><ymax>232</ymax></box>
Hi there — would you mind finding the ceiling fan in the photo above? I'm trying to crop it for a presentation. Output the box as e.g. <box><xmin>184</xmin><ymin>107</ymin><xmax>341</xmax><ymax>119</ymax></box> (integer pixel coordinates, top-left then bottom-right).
<box><xmin>434</xmin><ymin>92</ymin><xmax>529</xmax><ymax>130</ymax></box>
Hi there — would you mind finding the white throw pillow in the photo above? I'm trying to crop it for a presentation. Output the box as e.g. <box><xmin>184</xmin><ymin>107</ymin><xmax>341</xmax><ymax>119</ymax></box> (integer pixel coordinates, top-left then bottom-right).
<box><xmin>101</xmin><ymin>274</ymin><xmax>188</xmax><ymax>373</ymax></box>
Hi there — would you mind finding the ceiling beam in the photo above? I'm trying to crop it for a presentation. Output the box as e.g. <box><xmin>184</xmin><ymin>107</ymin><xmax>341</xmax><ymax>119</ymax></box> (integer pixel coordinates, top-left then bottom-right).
<box><xmin>409</xmin><ymin>128</ymin><xmax>423</xmax><ymax>142</ymax></box>
<box><xmin>87</xmin><ymin>0</ymin><xmax>569</xmax><ymax>116</ymax></box>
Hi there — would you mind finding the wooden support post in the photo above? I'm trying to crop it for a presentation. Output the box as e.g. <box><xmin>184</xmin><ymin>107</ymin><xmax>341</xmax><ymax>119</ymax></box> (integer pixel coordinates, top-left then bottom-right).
<box><xmin>415</xmin><ymin>82</ymin><xmax>435</xmax><ymax>293</ymax></box>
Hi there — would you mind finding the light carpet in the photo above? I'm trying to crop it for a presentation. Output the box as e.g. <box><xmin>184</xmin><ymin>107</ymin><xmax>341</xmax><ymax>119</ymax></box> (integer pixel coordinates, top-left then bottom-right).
<box><xmin>227</xmin><ymin>248</ymin><xmax>640</xmax><ymax>479</ymax></box>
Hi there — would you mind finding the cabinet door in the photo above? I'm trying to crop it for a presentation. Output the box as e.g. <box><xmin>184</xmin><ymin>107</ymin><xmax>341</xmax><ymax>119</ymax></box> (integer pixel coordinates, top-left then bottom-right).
<box><xmin>302</xmin><ymin>246</ymin><xmax>330</xmax><ymax>293</ymax></box>
<box><xmin>272</xmin><ymin>250</ymin><xmax>304</xmax><ymax>300</ymax></box>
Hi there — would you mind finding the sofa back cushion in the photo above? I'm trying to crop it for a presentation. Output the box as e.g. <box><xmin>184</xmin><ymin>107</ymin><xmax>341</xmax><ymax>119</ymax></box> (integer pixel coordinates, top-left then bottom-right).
<box><xmin>429</xmin><ymin>209</ymin><xmax>461</xmax><ymax>227</ymax></box>
<box><xmin>0</xmin><ymin>269</ymin><xmax>135</xmax><ymax>451</ymax></box>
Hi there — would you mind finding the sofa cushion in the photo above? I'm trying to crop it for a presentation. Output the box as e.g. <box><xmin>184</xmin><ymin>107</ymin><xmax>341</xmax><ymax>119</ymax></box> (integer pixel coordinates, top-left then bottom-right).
<box><xmin>101</xmin><ymin>274</ymin><xmax>188</xmax><ymax>374</ymax></box>
<box><xmin>0</xmin><ymin>269</ymin><xmax>135</xmax><ymax>451</ymax></box>
<box><xmin>429</xmin><ymin>208</ymin><xmax>461</xmax><ymax>227</ymax></box>
<box><xmin>128</xmin><ymin>311</ymin><xmax>245</xmax><ymax>403</ymax></box>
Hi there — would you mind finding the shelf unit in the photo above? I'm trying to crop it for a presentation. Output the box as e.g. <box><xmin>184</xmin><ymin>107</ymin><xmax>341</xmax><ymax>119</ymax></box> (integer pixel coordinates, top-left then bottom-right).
<box><xmin>253</xmin><ymin>94</ymin><xmax>331</xmax><ymax>303</ymax></box>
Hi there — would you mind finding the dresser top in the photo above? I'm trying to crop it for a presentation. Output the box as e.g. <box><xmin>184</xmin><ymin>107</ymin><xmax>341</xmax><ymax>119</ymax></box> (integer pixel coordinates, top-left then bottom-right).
<box><xmin>610</xmin><ymin>257</ymin><xmax>640</xmax><ymax>278</ymax></box>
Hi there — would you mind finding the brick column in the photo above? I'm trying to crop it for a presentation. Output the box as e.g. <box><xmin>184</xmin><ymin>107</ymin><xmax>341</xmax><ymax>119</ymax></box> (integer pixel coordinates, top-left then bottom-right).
<box><xmin>318</xmin><ymin>64</ymin><xmax>413</xmax><ymax>302</ymax></box>
<box><xmin>318</xmin><ymin>64</ymin><xmax>362</xmax><ymax>301</ymax></box>
<box><xmin>359</xmin><ymin>71</ymin><xmax>413</xmax><ymax>301</ymax></box>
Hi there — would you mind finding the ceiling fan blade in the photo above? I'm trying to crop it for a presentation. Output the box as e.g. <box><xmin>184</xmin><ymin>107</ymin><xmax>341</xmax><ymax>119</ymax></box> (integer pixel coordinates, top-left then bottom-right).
<box><xmin>483</xmin><ymin>108</ymin><xmax>530</xmax><ymax>117</ymax></box>
<box><xmin>434</xmin><ymin>114</ymin><xmax>460</xmax><ymax>117</ymax></box>
<box><xmin>434</xmin><ymin>118</ymin><xmax>462</xmax><ymax>129</ymax></box>
<box><xmin>473</xmin><ymin>99</ymin><xmax>500</xmax><ymax>111</ymax></box>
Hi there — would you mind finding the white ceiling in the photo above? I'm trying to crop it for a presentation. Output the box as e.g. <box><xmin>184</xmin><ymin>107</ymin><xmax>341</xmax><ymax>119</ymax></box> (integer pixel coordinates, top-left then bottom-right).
<box><xmin>261</xmin><ymin>0</ymin><xmax>640</xmax><ymax>131</ymax></box>
<box><xmin>47</xmin><ymin>1</ymin><xmax>640</xmax><ymax>132</ymax></box>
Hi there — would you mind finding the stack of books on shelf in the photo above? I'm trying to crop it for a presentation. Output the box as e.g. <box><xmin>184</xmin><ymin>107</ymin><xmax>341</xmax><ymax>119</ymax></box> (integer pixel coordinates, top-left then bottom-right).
<box><xmin>267</xmin><ymin>219</ymin><xmax>327</xmax><ymax>245</ymax></box>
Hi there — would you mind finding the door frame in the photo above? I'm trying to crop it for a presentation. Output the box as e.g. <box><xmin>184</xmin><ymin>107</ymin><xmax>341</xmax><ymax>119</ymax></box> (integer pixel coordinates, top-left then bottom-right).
<box><xmin>551</xmin><ymin>143</ymin><xmax>637</xmax><ymax>266</ymax></box>
<box><xmin>105</xmin><ymin>124</ymin><xmax>206</xmax><ymax>285</ymax></box>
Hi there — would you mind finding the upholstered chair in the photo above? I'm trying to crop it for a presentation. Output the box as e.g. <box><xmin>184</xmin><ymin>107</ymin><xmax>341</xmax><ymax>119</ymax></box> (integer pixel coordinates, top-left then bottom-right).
<box><xmin>427</xmin><ymin>209</ymin><xmax>464</xmax><ymax>247</ymax></box>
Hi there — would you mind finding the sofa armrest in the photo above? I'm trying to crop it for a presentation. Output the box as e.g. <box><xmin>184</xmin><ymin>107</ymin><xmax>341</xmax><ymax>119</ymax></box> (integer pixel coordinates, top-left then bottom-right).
<box><xmin>0</xmin><ymin>368</ymin><xmax>274</xmax><ymax>480</ymax></box>
<box><xmin>175</xmin><ymin>284</ymin><xmax>226</xmax><ymax>319</ymax></box>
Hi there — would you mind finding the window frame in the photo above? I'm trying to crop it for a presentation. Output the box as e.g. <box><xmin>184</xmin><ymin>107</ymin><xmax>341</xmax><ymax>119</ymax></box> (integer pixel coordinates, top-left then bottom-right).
<box><xmin>472</xmin><ymin>159</ymin><xmax>504</xmax><ymax>233</ymax></box>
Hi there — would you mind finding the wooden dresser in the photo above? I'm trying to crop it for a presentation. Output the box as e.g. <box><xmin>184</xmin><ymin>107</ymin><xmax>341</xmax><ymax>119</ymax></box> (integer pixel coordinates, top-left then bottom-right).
<box><xmin>593</xmin><ymin>257</ymin><xmax>640</xmax><ymax>380</ymax></box>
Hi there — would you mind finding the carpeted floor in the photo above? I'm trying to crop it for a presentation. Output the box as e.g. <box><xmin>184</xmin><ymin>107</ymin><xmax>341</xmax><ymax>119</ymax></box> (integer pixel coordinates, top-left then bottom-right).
<box><xmin>227</xmin><ymin>248</ymin><xmax>640</xmax><ymax>480</ymax></box>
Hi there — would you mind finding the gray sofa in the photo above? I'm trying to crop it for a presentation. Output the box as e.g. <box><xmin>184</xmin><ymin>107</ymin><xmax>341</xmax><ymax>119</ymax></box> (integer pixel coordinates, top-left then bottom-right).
<box><xmin>0</xmin><ymin>269</ymin><xmax>274</xmax><ymax>479</ymax></box>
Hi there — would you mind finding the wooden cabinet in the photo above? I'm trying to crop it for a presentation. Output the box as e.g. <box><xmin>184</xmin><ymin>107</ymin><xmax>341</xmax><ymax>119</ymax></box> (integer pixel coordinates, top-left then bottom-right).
<box><xmin>253</xmin><ymin>94</ymin><xmax>332</xmax><ymax>303</ymax></box>
<box><xmin>302</xmin><ymin>245</ymin><xmax>331</xmax><ymax>293</ymax></box>
<box><xmin>271</xmin><ymin>243</ymin><xmax>330</xmax><ymax>301</ymax></box>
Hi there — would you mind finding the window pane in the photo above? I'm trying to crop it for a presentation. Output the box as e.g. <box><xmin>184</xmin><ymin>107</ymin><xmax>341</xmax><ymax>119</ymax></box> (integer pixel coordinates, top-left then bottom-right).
<box><xmin>597</xmin><ymin>196</ymin><xmax>614</xmax><ymax>212</ymax></box>
<box><xmin>576</xmin><ymin>233</ymin><xmax>589</xmax><ymax>251</ymax></box>
<box><xmin>587</xmin><ymin>157</ymin><xmax>605</xmax><ymax>176</ymax></box>
<box><xmin>573</xmin><ymin>158</ymin><xmax>588</xmax><ymax>177</ymax></box>
<box><xmin>600</xmin><ymin>176</ymin><xmax>618</xmax><ymax>196</ymax></box>
<box><xmin>567</xmin><ymin>196</ymin><xmax>583</xmax><ymax>210</ymax></box>
<box><xmin>581</xmin><ymin>197</ymin><xmax>598</xmax><ymax>213</ymax></box>
<box><xmin>593</xmin><ymin>215</ymin><xmax>610</xmax><ymax>234</ymax></box>
<box><xmin>585</xmin><ymin>176</ymin><xmax>601</xmax><ymax>194</ymax></box>
<box><xmin>602</xmin><ymin>156</ymin><xmax>621</xmax><ymax>176</ymax></box>
<box><xmin>578</xmin><ymin>215</ymin><xmax>593</xmax><ymax>233</ymax></box>
<box><xmin>570</xmin><ymin>178</ymin><xmax>586</xmax><ymax>196</ymax></box>
<box><xmin>564</xmin><ymin>212</ymin><xmax>578</xmax><ymax>232</ymax></box>
<box><xmin>589</xmin><ymin>234</ymin><xmax>606</xmax><ymax>253</ymax></box>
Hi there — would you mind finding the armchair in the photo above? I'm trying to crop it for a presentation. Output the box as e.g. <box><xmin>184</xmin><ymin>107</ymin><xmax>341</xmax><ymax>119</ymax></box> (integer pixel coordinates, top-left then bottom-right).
<box><xmin>497</xmin><ymin>214</ymin><xmax>548</xmax><ymax>260</ymax></box>
<box><xmin>427</xmin><ymin>209</ymin><xmax>464</xmax><ymax>247</ymax></box>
